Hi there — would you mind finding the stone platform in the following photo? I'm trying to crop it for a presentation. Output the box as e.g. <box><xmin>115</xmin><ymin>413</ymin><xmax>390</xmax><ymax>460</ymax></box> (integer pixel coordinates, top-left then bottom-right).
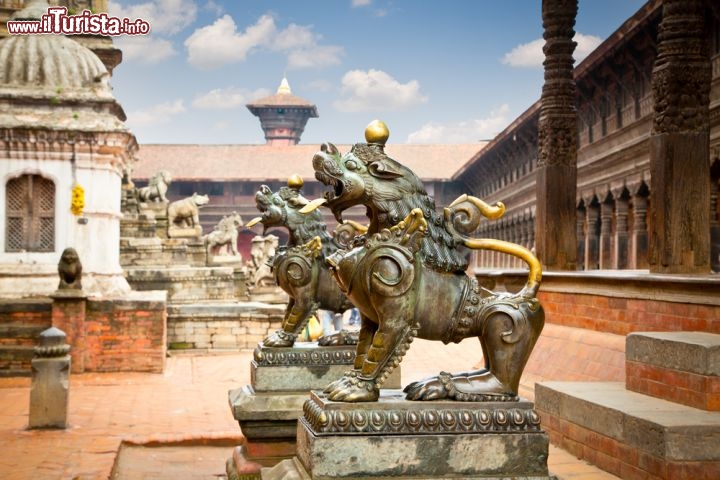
<box><xmin>260</xmin><ymin>390</ymin><xmax>554</xmax><ymax>480</ymax></box>
<box><xmin>229</xmin><ymin>342</ymin><xmax>400</xmax><ymax>441</ymax></box>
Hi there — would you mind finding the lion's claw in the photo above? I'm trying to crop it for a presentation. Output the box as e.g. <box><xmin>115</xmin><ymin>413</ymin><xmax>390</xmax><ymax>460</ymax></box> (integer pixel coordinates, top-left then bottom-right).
<box><xmin>324</xmin><ymin>372</ymin><xmax>379</xmax><ymax>402</ymax></box>
<box><xmin>403</xmin><ymin>376</ymin><xmax>450</xmax><ymax>401</ymax></box>
<box><xmin>318</xmin><ymin>329</ymin><xmax>360</xmax><ymax>346</ymax></box>
<box><xmin>261</xmin><ymin>330</ymin><xmax>296</xmax><ymax>348</ymax></box>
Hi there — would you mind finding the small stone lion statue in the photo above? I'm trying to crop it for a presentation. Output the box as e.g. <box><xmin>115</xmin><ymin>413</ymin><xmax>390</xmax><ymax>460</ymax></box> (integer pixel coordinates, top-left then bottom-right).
<box><xmin>57</xmin><ymin>247</ymin><xmax>82</xmax><ymax>290</ymax></box>
<box><xmin>168</xmin><ymin>193</ymin><xmax>210</xmax><ymax>228</ymax></box>
<box><xmin>137</xmin><ymin>170</ymin><xmax>172</xmax><ymax>203</ymax></box>
<box><xmin>204</xmin><ymin>212</ymin><xmax>243</xmax><ymax>256</ymax></box>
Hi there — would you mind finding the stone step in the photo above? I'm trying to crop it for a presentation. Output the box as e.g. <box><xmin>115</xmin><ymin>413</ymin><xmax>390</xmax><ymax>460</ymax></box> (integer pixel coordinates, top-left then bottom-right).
<box><xmin>626</xmin><ymin>331</ymin><xmax>720</xmax><ymax>410</ymax></box>
<box><xmin>535</xmin><ymin>381</ymin><xmax>720</xmax><ymax>480</ymax></box>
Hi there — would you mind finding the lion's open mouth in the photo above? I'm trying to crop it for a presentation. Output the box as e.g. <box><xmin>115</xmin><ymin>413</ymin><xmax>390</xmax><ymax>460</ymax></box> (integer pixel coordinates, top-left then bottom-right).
<box><xmin>315</xmin><ymin>171</ymin><xmax>344</xmax><ymax>203</ymax></box>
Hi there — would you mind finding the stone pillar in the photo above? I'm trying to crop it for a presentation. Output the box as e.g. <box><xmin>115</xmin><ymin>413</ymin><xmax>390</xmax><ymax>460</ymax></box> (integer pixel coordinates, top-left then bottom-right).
<box><xmin>29</xmin><ymin>327</ymin><xmax>71</xmax><ymax>429</ymax></box>
<box><xmin>614</xmin><ymin>191</ymin><xmax>630</xmax><ymax>269</ymax></box>
<box><xmin>631</xmin><ymin>188</ymin><xmax>649</xmax><ymax>269</ymax></box>
<box><xmin>648</xmin><ymin>0</ymin><xmax>712</xmax><ymax>273</ymax></box>
<box><xmin>599</xmin><ymin>194</ymin><xmax>614</xmax><ymax>269</ymax></box>
<box><xmin>51</xmin><ymin>291</ymin><xmax>87</xmax><ymax>374</ymax></box>
<box><xmin>535</xmin><ymin>0</ymin><xmax>579</xmax><ymax>270</ymax></box>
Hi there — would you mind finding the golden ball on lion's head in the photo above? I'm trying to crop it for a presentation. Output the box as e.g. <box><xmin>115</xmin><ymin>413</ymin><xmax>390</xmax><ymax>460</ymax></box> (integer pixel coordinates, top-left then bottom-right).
<box><xmin>287</xmin><ymin>174</ymin><xmax>303</xmax><ymax>189</ymax></box>
<box><xmin>365</xmin><ymin>119</ymin><xmax>389</xmax><ymax>146</ymax></box>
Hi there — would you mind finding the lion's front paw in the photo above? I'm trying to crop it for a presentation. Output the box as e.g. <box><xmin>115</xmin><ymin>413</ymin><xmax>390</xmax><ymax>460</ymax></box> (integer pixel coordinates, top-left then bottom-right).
<box><xmin>403</xmin><ymin>375</ymin><xmax>451</xmax><ymax>401</ymax></box>
<box><xmin>324</xmin><ymin>371</ymin><xmax>379</xmax><ymax>402</ymax></box>
<box><xmin>261</xmin><ymin>330</ymin><xmax>296</xmax><ymax>348</ymax></box>
<box><xmin>317</xmin><ymin>329</ymin><xmax>360</xmax><ymax>346</ymax></box>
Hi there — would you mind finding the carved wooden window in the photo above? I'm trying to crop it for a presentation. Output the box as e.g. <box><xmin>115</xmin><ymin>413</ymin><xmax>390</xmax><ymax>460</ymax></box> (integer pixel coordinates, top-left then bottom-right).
<box><xmin>5</xmin><ymin>174</ymin><xmax>55</xmax><ymax>252</ymax></box>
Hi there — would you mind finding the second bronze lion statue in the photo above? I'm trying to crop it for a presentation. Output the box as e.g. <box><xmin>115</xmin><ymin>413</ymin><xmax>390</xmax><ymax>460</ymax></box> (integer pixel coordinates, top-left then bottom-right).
<box><xmin>246</xmin><ymin>178</ymin><xmax>365</xmax><ymax>348</ymax></box>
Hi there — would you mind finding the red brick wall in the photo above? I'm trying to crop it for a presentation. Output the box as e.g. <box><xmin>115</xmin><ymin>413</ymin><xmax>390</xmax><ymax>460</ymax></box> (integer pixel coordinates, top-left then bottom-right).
<box><xmin>626</xmin><ymin>360</ymin><xmax>720</xmax><ymax>411</ymax></box>
<box><xmin>84</xmin><ymin>297</ymin><xmax>166</xmax><ymax>373</ymax></box>
<box><xmin>0</xmin><ymin>299</ymin><xmax>52</xmax><ymax>373</ymax></box>
<box><xmin>538</xmin><ymin>291</ymin><xmax>720</xmax><ymax>336</ymax></box>
<box><xmin>1</xmin><ymin>295</ymin><xmax>166</xmax><ymax>375</ymax></box>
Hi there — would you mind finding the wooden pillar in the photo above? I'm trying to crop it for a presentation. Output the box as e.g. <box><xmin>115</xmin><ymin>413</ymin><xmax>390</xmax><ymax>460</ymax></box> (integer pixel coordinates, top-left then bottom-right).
<box><xmin>614</xmin><ymin>190</ymin><xmax>630</xmax><ymax>269</ymax></box>
<box><xmin>576</xmin><ymin>204</ymin><xmax>586</xmax><ymax>269</ymax></box>
<box><xmin>584</xmin><ymin>199</ymin><xmax>600</xmax><ymax>270</ymax></box>
<box><xmin>535</xmin><ymin>0</ymin><xmax>579</xmax><ymax>270</ymax></box>
<box><xmin>648</xmin><ymin>0</ymin><xmax>712</xmax><ymax>273</ymax></box>
<box><xmin>630</xmin><ymin>186</ymin><xmax>649</xmax><ymax>269</ymax></box>
<box><xmin>711</xmin><ymin>168</ymin><xmax>720</xmax><ymax>273</ymax></box>
<box><xmin>599</xmin><ymin>193</ymin><xmax>614</xmax><ymax>269</ymax></box>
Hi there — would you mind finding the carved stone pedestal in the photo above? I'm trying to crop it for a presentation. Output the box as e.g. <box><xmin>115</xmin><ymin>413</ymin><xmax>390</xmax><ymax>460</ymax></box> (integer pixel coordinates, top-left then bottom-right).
<box><xmin>168</xmin><ymin>225</ymin><xmax>202</xmax><ymax>238</ymax></box>
<box><xmin>261</xmin><ymin>390</ymin><xmax>555</xmax><ymax>480</ymax></box>
<box><xmin>227</xmin><ymin>343</ymin><xmax>402</xmax><ymax>479</ymax></box>
<box><xmin>208</xmin><ymin>255</ymin><xmax>244</xmax><ymax>267</ymax></box>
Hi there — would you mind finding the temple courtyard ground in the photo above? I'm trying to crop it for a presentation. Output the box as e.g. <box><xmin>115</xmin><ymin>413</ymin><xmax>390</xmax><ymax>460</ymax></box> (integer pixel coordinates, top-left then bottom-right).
<box><xmin>0</xmin><ymin>337</ymin><xmax>619</xmax><ymax>479</ymax></box>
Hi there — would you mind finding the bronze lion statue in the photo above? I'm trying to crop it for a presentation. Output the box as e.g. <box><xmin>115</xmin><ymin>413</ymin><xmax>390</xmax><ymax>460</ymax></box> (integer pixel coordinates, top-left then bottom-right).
<box><xmin>305</xmin><ymin>122</ymin><xmax>544</xmax><ymax>402</ymax></box>
<box><xmin>246</xmin><ymin>177</ymin><xmax>366</xmax><ymax>348</ymax></box>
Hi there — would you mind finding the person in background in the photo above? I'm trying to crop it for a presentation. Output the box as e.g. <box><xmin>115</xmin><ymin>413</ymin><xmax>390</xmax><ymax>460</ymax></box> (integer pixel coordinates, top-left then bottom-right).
<box><xmin>319</xmin><ymin>309</ymin><xmax>344</xmax><ymax>336</ymax></box>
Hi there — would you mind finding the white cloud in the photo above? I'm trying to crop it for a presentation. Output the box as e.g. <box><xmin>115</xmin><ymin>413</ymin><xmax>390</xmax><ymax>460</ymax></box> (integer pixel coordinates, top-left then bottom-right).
<box><xmin>287</xmin><ymin>45</ymin><xmax>344</xmax><ymax>69</ymax></box>
<box><xmin>185</xmin><ymin>14</ymin><xmax>274</xmax><ymax>69</ymax></box>
<box><xmin>108</xmin><ymin>0</ymin><xmax>197</xmax><ymax>36</ymax></box>
<box><xmin>406</xmin><ymin>105</ymin><xmax>510</xmax><ymax>144</ymax></box>
<box><xmin>501</xmin><ymin>38</ymin><xmax>544</xmax><ymax>68</ymax></box>
<box><xmin>270</xmin><ymin>23</ymin><xmax>316</xmax><ymax>50</ymax></box>
<box><xmin>203</xmin><ymin>0</ymin><xmax>224</xmax><ymax>16</ymax></box>
<box><xmin>193</xmin><ymin>87</ymin><xmax>271</xmax><ymax>110</ymax></box>
<box><xmin>334</xmin><ymin>69</ymin><xmax>427</xmax><ymax>112</ymax></box>
<box><xmin>574</xmin><ymin>33</ymin><xmax>603</xmax><ymax>62</ymax></box>
<box><xmin>502</xmin><ymin>33</ymin><xmax>603</xmax><ymax>68</ymax></box>
<box><xmin>185</xmin><ymin>13</ymin><xmax>343</xmax><ymax>70</ymax></box>
<box><xmin>108</xmin><ymin>0</ymin><xmax>197</xmax><ymax>65</ymax></box>
<box><xmin>114</xmin><ymin>35</ymin><xmax>176</xmax><ymax>63</ymax></box>
<box><xmin>352</xmin><ymin>0</ymin><xmax>372</xmax><ymax>6</ymax></box>
<box><xmin>128</xmin><ymin>99</ymin><xmax>186</xmax><ymax>127</ymax></box>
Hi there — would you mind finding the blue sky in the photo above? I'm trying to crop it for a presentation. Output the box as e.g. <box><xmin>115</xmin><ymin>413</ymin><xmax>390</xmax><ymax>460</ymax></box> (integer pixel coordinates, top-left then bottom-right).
<box><xmin>108</xmin><ymin>0</ymin><xmax>647</xmax><ymax>146</ymax></box>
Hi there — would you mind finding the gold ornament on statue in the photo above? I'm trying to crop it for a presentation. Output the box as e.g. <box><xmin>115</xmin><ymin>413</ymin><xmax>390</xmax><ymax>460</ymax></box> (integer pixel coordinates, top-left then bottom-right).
<box><xmin>365</xmin><ymin>119</ymin><xmax>389</xmax><ymax>146</ymax></box>
<box><xmin>287</xmin><ymin>174</ymin><xmax>303</xmax><ymax>189</ymax></box>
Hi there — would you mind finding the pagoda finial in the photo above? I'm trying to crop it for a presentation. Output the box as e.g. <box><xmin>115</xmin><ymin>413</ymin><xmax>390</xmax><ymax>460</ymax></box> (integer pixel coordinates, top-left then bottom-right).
<box><xmin>277</xmin><ymin>77</ymin><xmax>292</xmax><ymax>95</ymax></box>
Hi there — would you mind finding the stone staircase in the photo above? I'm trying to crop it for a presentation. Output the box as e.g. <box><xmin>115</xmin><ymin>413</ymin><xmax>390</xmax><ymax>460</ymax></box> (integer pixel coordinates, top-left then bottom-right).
<box><xmin>0</xmin><ymin>298</ymin><xmax>52</xmax><ymax>376</ymax></box>
<box><xmin>536</xmin><ymin>331</ymin><xmax>720</xmax><ymax>480</ymax></box>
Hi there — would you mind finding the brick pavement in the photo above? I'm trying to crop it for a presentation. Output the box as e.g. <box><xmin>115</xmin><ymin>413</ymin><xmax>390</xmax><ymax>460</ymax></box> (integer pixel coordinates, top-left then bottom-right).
<box><xmin>0</xmin><ymin>335</ymin><xmax>619</xmax><ymax>479</ymax></box>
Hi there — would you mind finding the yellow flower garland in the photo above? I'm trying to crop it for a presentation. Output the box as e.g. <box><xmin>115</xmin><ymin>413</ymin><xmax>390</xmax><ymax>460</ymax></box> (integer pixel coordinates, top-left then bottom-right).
<box><xmin>71</xmin><ymin>183</ymin><xmax>84</xmax><ymax>216</ymax></box>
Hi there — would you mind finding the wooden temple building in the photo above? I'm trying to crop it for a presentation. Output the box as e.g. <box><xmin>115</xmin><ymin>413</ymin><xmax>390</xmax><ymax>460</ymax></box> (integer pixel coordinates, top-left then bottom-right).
<box><xmin>133</xmin><ymin>1</ymin><xmax>720</xmax><ymax>277</ymax></box>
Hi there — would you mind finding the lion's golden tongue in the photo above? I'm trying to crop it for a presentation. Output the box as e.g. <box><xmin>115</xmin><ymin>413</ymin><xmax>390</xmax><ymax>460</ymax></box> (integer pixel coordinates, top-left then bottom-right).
<box><xmin>299</xmin><ymin>197</ymin><xmax>326</xmax><ymax>214</ymax></box>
